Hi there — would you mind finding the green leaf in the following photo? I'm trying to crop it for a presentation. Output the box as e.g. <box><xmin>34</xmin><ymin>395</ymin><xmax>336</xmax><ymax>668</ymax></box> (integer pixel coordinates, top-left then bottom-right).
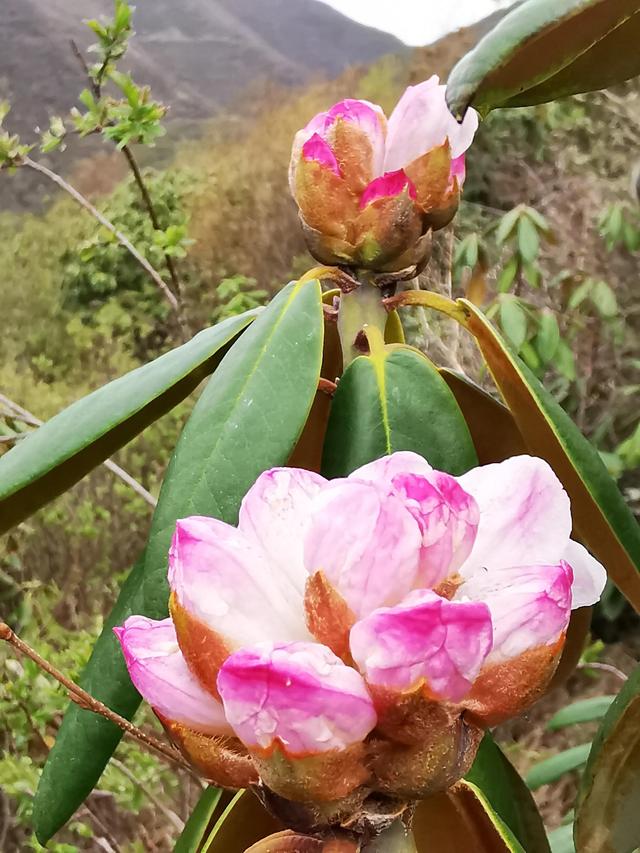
<box><xmin>457</xmin><ymin>298</ymin><xmax>640</xmax><ymax>611</ymax></box>
<box><xmin>0</xmin><ymin>310</ymin><xmax>257</xmax><ymax>534</ymax></box>
<box><xmin>467</xmin><ymin>735</ymin><xmax>551</xmax><ymax>853</ymax></box>
<box><xmin>33</xmin><ymin>280</ymin><xmax>324</xmax><ymax>843</ymax></box>
<box><xmin>322</xmin><ymin>335</ymin><xmax>477</xmax><ymax>479</ymax></box>
<box><xmin>499</xmin><ymin>296</ymin><xmax>528</xmax><ymax>350</ymax></box>
<box><xmin>527</xmin><ymin>744</ymin><xmax>592</xmax><ymax>790</ymax></box>
<box><xmin>518</xmin><ymin>215</ymin><xmax>540</xmax><ymax>264</ymax></box>
<box><xmin>555</xmin><ymin>340</ymin><xmax>577</xmax><ymax>381</ymax></box>
<box><xmin>536</xmin><ymin>310</ymin><xmax>561</xmax><ymax>363</ymax></box>
<box><xmin>496</xmin><ymin>208</ymin><xmax>523</xmax><ymax>245</ymax></box>
<box><xmin>575</xmin><ymin>663</ymin><xmax>640</xmax><ymax>853</ymax></box>
<box><xmin>497</xmin><ymin>256</ymin><xmax>519</xmax><ymax>293</ymax></box>
<box><xmin>591</xmin><ymin>280</ymin><xmax>618</xmax><ymax>318</ymax></box>
<box><xmin>548</xmin><ymin>824</ymin><xmax>576</xmax><ymax>853</ymax></box>
<box><xmin>174</xmin><ymin>787</ymin><xmax>223</xmax><ymax>853</ymax></box>
<box><xmin>547</xmin><ymin>696</ymin><xmax>616</xmax><ymax>730</ymax></box>
<box><xmin>446</xmin><ymin>0</ymin><xmax>640</xmax><ymax>118</ymax></box>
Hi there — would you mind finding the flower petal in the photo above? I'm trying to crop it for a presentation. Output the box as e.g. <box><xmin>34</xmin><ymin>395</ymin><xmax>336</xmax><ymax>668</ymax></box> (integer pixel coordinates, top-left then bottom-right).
<box><xmin>456</xmin><ymin>562</ymin><xmax>573</xmax><ymax>664</ymax></box>
<box><xmin>350</xmin><ymin>589</ymin><xmax>492</xmax><ymax>701</ymax></box>
<box><xmin>325</xmin><ymin>99</ymin><xmax>387</xmax><ymax>178</ymax></box>
<box><xmin>562</xmin><ymin>539</ymin><xmax>607</xmax><ymax>608</ymax></box>
<box><xmin>458</xmin><ymin>456</ymin><xmax>572</xmax><ymax>576</ymax></box>
<box><xmin>349</xmin><ymin>450</ymin><xmax>433</xmax><ymax>487</ymax></box>
<box><xmin>301</xmin><ymin>133</ymin><xmax>340</xmax><ymax>175</ymax></box>
<box><xmin>304</xmin><ymin>480</ymin><xmax>422</xmax><ymax>617</ymax></box>
<box><xmin>169</xmin><ymin>516</ymin><xmax>310</xmax><ymax>648</ymax></box>
<box><xmin>450</xmin><ymin>154</ymin><xmax>466</xmax><ymax>188</ymax></box>
<box><xmin>114</xmin><ymin>616</ymin><xmax>230</xmax><ymax>734</ymax></box>
<box><xmin>239</xmin><ymin>467</ymin><xmax>327</xmax><ymax>599</ymax></box>
<box><xmin>392</xmin><ymin>471</ymin><xmax>479</xmax><ymax>588</ymax></box>
<box><xmin>359</xmin><ymin>170</ymin><xmax>416</xmax><ymax>209</ymax></box>
<box><xmin>384</xmin><ymin>76</ymin><xmax>478</xmax><ymax>172</ymax></box>
<box><xmin>217</xmin><ymin>641</ymin><xmax>376</xmax><ymax>756</ymax></box>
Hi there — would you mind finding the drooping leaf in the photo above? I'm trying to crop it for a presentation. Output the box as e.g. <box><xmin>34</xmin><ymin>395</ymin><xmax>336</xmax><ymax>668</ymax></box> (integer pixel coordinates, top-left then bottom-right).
<box><xmin>467</xmin><ymin>735</ymin><xmax>551</xmax><ymax>853</ymax></box>
<box><xmin>446</xmin><ymin>0</ymin><xmax>640</xmax><ymax>118</ymax></box>
<box><xmin>456</xmin><ymin>298</ymin><xmax>640</xmax><ymax>612</ymax></box>
<box><xmin>413</xmin><ymin>781</ymin><xmax>525</xmax><ymax>852</ymax></box>
<box><xmin>201</xmin><ymin>791</ymin><xmax>281</xmax><ymax>852</ymax></box>
<box><xmin>547</xmin><ymin>696</ymin><xmax>616</xmax><ymax>730</ymax></box>
<box><xmin>173</xmin><ymin>787</ymin><xmax>223</xmax><ymax>853</ymax></box>
<box><xmin>322</xmin><ymin>333</ymin><xmax>477</xmax><ymax>479</ymax></box>
<box><xmin>0</xmin><ymin>310</ymin><xmax>257</xmax><ymax>533</ymax></box>
<box><xmin>33</xmin><ymin>280</ymin><xmax>324</xmax><ymax>843</ymax></box>
<box><xmin>499</xmin><ymin>296</ymin><xmax>528</xmax><ymax>350</ymax></box>
<box><xmin>438</xmin><ymin>370</ymin><xmax>527</xmax><ymax>464</ymax></box>
<box><xmin>574</xmin><ymin>663</ymin><xmax>640</xmax><ymax>853</ymax></box>
<box><xmin>517</xmin><ymin>215</ymin><xmax>540</xmax><ymax>264</ymax></box>
<box><xmin>536</xmin><ymin>310</ymin><xmax>561</xmax><ymax>364</ymax></box>
<box><xmin>526</xmin><ymin>744</ymin><xmax>592</xmax><ymax>790</ymax></box>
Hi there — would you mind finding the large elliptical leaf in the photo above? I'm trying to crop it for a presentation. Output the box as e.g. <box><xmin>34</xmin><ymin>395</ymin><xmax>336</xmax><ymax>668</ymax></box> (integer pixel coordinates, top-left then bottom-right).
<box><xmin>467</xmin><ymin>736</ymin><xmax>551</xmax><ymax>853</ymax></box>
<box><xmin>33</xmin><ymin>279</ymin><xmax>324</xmax><ymax>844</ymax></box>
<box><xmin>574</xmin><ymin>663</ymin><xmax>640</xmax><ymax>852</ymax></box>
<box><xmin>455</xmin><ymin>297</ymin><xmax>640</xmax><ymax>611</ymax></box>
<box><xmin>446</xmin><ymin>0</ymin><xmax>640</xmax><ymax>118</ymax></box>
<box><xmin>322</xmin><ymin>335</ymin><xmax>477</xmax><ymax>478</ymax></box>
<box><xmin>0</xmin><ymin>309</ymin><xmax>258</xmax><ymax>533</ymax></box>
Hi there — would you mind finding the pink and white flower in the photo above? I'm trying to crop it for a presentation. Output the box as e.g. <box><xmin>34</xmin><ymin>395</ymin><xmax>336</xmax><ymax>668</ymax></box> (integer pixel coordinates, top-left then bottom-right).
<box><xmin>289</xmin><ymin>77</ymin><xmax>479</xmax><ymax>270</ymax></box>
<box><xmin>115</xmin><ymin>452</ymin><xmax>606</xmax><ymax>801</ymax></box>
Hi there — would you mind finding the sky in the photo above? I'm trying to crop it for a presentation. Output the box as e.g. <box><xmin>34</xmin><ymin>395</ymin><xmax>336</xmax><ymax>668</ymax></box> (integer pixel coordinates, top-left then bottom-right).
<box><xmin>321</xmin><ymin>0</ymin><xmax>514</xmax><ymax>46</ymax></box>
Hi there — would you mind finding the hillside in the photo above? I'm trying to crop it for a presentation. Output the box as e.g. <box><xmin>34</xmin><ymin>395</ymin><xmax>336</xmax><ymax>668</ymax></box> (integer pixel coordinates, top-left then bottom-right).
<box><xmin>1</xmin><ymin>0</ymin><xmax>404</xmax><ymax>137</ymax></box>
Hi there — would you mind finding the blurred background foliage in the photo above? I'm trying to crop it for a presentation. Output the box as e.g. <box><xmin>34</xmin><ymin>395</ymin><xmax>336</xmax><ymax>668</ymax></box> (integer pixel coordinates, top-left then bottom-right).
<box><xmin>0</xmin><ymin>5</ymin><xmax>639</xmax><ymax>850</ymax></box>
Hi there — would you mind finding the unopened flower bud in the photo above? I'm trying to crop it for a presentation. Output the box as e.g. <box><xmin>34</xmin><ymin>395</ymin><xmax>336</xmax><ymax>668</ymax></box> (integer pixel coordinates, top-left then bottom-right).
<box><xmin>289</xmin><ymin>78</ymin><xmax>479</xmax><ymax>272</ymax></box>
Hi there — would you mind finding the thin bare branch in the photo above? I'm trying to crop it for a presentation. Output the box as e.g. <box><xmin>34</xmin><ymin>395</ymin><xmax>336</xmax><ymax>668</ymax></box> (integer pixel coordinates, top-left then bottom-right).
<box><xmin>21</xmin><ymin>156</ymin><xmax>181</xmax><ymax>316</ymax></box>
<box><xmin>0</xmin><ymin>620</ymin><xmax>191</xmax><ymax>771</ymax></box>
<box><xmin>109</xmin><ymin>756</ymin><xmax>185</xmax><ymax>833</ymax></box>
<box><xmin>578</xmin><ymin>661</ymin><xmax>628</xmax><ymax>682</ymax></box>
<box><xmin>0</xmin><ymin>392</ymin><xmax>156</xmax><ymax>508</ymax></box>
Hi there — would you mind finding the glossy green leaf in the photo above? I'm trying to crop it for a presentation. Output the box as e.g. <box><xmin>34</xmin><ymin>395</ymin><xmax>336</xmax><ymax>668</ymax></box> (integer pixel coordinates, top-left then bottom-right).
<box><xmin>456</xmin><ymin>298</ymin><xmax>640</xmax><ymax>612</ymax></box>
<box><xmin>0</xmin><ymin>309</ymin><xmax>257</xmax><ymax>533</ymax></box>
<box><xmin>447</xmin><ymin>0</ymin><xmax>640</xmax><ymax>117</ymax></box>
<box><xmin>575</xmin><ymin>664</ymin><xmax>640</xmax><ymax>852</ymax></box>
<box><xmin>33</xmin><ymin>279</ymin><xmax>324</xmax><ymax>844</ymax></box>
<box><xmin>547</xmin><ymin>696</ymin><xmax>616</xmax><ymax>730</ymax></box>
<box><xmin>174</xmin><ymin>787</ymin><xmax>223</xmax><ymax>853</ymax></box>
<box><xmin>526</xmin><ymin>744</ymin><xmax>591</xmax><ymax>790</ymax></box>
<box><xmin>322</xmin><ymin>334</ymin><xmax>477</xmax><ymax>479</ymax></box>
<box><xmin>467</xmin><ymin>735</ymin><xmax>551</xmax><ymax>853</ymax></box>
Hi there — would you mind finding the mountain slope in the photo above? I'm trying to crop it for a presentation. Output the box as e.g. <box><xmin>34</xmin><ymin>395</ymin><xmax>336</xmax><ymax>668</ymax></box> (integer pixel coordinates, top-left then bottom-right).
<box><xmin>1</xmin><ymin>0</ymin><xmax>404</xmax><ymax>137</ymax></box>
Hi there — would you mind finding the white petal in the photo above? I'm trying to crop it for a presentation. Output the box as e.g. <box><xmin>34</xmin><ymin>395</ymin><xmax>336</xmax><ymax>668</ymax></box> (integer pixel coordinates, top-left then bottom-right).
<box><xmin>239</xmin><ymin>467</ymin><xmax>327</xmax><ymax>598</ymax></box>
<box><xmin>458</xmin><ymin>456</ymin><xmax>572</xmax><ymax>576</ymax></box>
<box><xmin>563</xmin><ymin>539</ymin><xmax>607</xmax><ymax>608</ymax></box>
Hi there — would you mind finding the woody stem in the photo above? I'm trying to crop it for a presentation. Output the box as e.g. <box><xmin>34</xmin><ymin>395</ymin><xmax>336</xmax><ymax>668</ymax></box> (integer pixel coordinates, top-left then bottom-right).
<box><xmin>0</xmin><ymin>620</ymin><xmax>191</xmax><ymax>771</ymax></box>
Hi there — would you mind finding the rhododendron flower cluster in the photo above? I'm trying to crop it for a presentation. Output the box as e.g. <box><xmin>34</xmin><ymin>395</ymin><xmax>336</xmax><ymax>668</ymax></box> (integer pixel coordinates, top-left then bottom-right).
<box><xmin>115</xmin><ymin>452</ymin><xmax>605</xmax><ymax>810</ymax></box>
<box><xmin>288</xmin><ymin>76</ymin><xmax>478</xmax><ymax>272</ymax></box>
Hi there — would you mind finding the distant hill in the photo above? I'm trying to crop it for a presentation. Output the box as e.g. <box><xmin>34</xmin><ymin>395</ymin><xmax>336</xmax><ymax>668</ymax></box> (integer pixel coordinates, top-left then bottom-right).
<box><xmin>0</xmin><ymin>0</ymin><xmax>404</xmax><ymax>138</ymax></box>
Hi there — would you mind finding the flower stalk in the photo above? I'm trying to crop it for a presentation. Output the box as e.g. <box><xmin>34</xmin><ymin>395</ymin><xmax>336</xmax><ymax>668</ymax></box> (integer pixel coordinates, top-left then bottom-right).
<box><xmin>337</xmin><ymin>278</ymin><xmax>388</xmax><ymax>368</ymax></box>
